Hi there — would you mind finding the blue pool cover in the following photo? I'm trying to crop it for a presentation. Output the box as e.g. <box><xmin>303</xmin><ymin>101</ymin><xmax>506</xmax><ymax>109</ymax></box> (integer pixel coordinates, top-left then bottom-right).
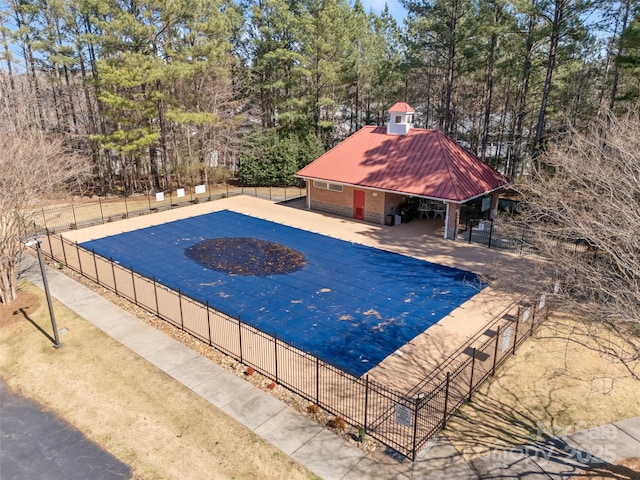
<box><xmin>81</xmin><ymin>210</ymin><xmax>483</xmax><ymax>376</ymax></box>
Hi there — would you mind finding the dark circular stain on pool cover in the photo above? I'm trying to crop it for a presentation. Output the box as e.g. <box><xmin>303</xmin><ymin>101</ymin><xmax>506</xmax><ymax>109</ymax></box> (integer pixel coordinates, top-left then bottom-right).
<box><xmin>185</xmin><ymin>238</ymin><xmax>307</xmax><ymax>275</ymax></box>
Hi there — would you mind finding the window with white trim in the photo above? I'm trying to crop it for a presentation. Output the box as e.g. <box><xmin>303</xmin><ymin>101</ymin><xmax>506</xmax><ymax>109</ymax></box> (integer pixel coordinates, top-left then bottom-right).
<box><xmin>313</xmin><ymin>180</ymin><xmax>343</xmax><ymax>192</ymax></box>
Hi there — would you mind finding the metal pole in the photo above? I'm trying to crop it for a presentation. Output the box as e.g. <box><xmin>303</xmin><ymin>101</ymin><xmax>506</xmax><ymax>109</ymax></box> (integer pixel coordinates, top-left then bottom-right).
<box><xmin>111</xmin><ymin>257</ymin><xmax>117</xmax><ymax>295</ymax></box>
<box><xmin>512</xmin><ymin>316</ymin><xmax>520</xmax><ymax>355</ymax></box>
<box><xmin>411</xmin><ymin>396</ymin><xmax>420</xmax><ymax>461</ymax></box>
<box><xmin>492</xmin><ymin>325</ymin><xmax>501</xmax><ymax>375</ymax></box>
<box><xmin>468</xmin><ymin>348</ymin><xmax>476</xmax><ymax>401</ymax></box>
<box><xmin>364</xmin><ymin>375</ymin><xmax>369</xmax><ymax>432</ymax></box>
<box><xmin>206</xmin><ymin>302</ymin><xmax>212</xmax><ymax>346</ymax></box>
<box><xmin>274</xmin><ymin>335</ymin><xmax>279</xmax><ymax>384</ymax></box>
<box><xmin>153</xmin><ymin>277</ymin><xmax>159</xmax><ymax>315</ymax></box>
<box><xmin>442</xmin><ymin>372</ymin><xmax>451</xmax><ymax>429</ymax></box>
<box><xmin>92</xmin><ymin>249</ymin><xmax>99</xmax><ymax>283</ymax></box>
<box><xmin>71</xmin><ymin>202</ymin><xmax>77</xmax><ymax>228</ymax></box>
<box><xmin>35</xmin><ymin>241</ymin><xmax>62</xmax><ymax>348</ymax></box>
<box><xmin>76</xmin><ymin>242</ymin><xmax>82</xmax><ymax>275</ymax></box>
<box><xmin>530</xmin><ymin>304</ymin><xmax>537</xmax><ymax>335</ymax></box>
<box><xmin>315</xmin><ymin>354</ymin><xmax>320</xmax><ymax>406</ymax></box>
<box><xmin>45</xmin><ymin>229</ymin><xmax>53</xmax><ymax>257</ymax></box>
<box><xmin>238</xmin><ymin>317</ymin><xmax>243</xmax><ymax>363</ymax></box>
<box><xmin>61</xmin><ymin>235</ymin><xmax>68</xmax><ymax>267</ymax></box>
<box><xmin>178</xmin><ymin>289</ymin><xmax>184</xmax><ymax>329</ymax></box>
<box><xmin>99</xmin><ymin>197</ymin><xmax>104</xmax><ymax>224</ymax></box>
<box><xmin>131</xmin><ymin>267</ymin><xmax>137</xmax><ymax>304</ymax></box>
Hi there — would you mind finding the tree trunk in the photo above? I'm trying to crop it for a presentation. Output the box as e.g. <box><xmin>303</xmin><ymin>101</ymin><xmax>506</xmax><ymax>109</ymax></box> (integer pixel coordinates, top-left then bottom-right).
<box><xmin>508</xmin><ymin>12</ymin><xmax>536</xmax><ymax>178</ymax></box>
<box><xmin>532</xmin><ymin>0</ymin><xmax>564</xmax><ymax>171</ymax></box>
<box><xmin>443</xmin><ymin>1</ymin><xmax>458</xmax><ymax>136</ymax></box>
<box><xmin>481</xmin><ymin>2</ymin><xmax>501</xmax><ymax>163</ymax></box>
<box><xmin>608</xmin><ymin>0</ymin><xmax>631</xmax><ymax>111</ymax></box>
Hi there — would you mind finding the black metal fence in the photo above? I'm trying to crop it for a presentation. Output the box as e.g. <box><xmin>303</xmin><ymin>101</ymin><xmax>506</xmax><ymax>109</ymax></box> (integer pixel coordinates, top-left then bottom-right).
<box><xmin>26</xmin><ymin>182</ymin><xmax>305</xmax><ymax>237</ymax></box>
<box><xmin>454</xmin><ymin>217</ymin><xmax>590</xmax><ymax>257</ymax></box>
<box><xmin>40</xmin><ymin>233</ymin><xmax>551</xmax><ymax>460</ymax></box>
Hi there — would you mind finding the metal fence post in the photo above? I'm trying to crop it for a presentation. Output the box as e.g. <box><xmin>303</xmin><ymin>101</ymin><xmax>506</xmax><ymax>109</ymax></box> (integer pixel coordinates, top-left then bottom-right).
<box><xmin>153</xmin><ymin>277</ymin><xmax>159</xmax><ymax>315</ymax></box>
<box><xmin>99</xmin><ymin>198</ymin><xmax>104</xmax><ymax>224</ymax></box>
<box><xmin>238</xmin><ymin>317</ymin><xmax>243</xmax><ymax>363</ymax></box>
<box><xmin>41</xmin><ymin>208</ymin><xmax>47</xmax><ymax>231</ymax></box>
<box><xmin>71</xmin><ymin>202</ymin><xmax>78</xmax><ymax>227</ymax></box>
<box><xmin>92</xmin><ymin>249</ymin><xmax>99</xmax><ymax>282</ymax></box>
<box><xmin>131</xmin><ymin>267</ymin><xmax>137</xmax><ymax>304</ymax></box>
<box><xmin>468</xmin><ymin>348</ymin><xmax>476</xmax><ymax>401</ymax></box>
<box><xmin>76</xmin><ymin>242</ymin><xmax>82</xmax><ymax>275</ymax></box>
<box><xmin>442</xmin><ymin>372</ymin><xmax>451</xmax><ymax>429</ymax></box>
<box><xmin>530</xmin><ymin>304</ymin><xmax>537</xmax><ymax>335</ymax></box>
<box><xmin>206</xmin><ymin>302</ymin><xmax>212</xmax><ymax>346</ymax></box>
<box><xmin>274</xmin><ymin>335</ymin><xmax>279</xmax><ymax>384</ymax></box>
<box><xmin>45</xmin><ymin>229</ymin><xmax>53</xmax><ymax>256</ymax></box>
<box><xmin>61</xmin><ymin>235</ymin><xmax>68</xmax><ymax>267</ymax></box>
<box><xmin>315</xmin><ymin>354</ymin><xmax>320</xmax><ymax>406</ymax></box>
<box><xmin>467</xmin><ymin>217</ymin><xmax>472</xmax><ymax>244</ymax></box>
<box><xmin>512</xmin><ymin>316</ymin><xmax>520</xmax><ymax>355</ymax></box>
<box><xmin>111</xmin><ymin>258</ymin><xmax>117</xmax><ymax>295</ymax></box>
<box><xmin>492</xmin><ymin>325</ymin><xmax>501</xmax><ymax>375</ymax></box>
<box><xmin>178</xmin><ymin>288</ymin><xmax>184</xmax><ymax>329</ymax></box>
<box><xmin>412</xmin><ymin>396</ymin><xmax>420</xmax><ymax>461</ymax></box>
<box><xmin>364</xmin><ymin>375</ymin><xmax>369</xmax><ymax>432</ymax></box>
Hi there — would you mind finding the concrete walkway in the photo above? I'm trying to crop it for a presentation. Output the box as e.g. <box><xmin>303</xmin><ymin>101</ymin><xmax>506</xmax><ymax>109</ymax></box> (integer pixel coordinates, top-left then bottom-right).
<box><xmin>17</xmin><ymin>255</ymin><xmax>640</xmax><ymax>480</ymax></box>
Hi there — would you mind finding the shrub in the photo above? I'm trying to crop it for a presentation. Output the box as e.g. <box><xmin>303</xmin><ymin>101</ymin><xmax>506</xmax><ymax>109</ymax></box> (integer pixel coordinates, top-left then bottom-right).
<box><xmin>328</xmin><ymin>416</ymin><xmax>346</xmax><ymax>430</ymax></box>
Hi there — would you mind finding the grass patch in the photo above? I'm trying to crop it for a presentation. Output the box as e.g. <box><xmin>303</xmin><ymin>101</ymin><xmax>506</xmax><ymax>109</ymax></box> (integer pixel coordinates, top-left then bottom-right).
<box><xmin>445</xmin><ymin>313</ymin><xmax>640</xmax><ymax>460</ymax></box>
<box><xmin>0</xmin><ymin>281</ymin><xmax>319</xmax><ymax>480</ymax></box>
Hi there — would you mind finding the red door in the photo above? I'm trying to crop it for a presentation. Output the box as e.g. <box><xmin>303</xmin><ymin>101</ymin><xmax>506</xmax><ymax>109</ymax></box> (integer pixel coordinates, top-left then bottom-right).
<box><xmin>354</xmin><ymin>190</ymin><xmax>365</xmax><ymax>220</ymax></box>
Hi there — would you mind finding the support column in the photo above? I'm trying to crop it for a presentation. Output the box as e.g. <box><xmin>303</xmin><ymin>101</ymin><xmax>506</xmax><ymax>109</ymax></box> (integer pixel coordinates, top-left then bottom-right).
<box><xmin>306</xmin><ymin>180</ymin><xmax>311</xmax><ymax>210</ymax></box>
<box><xmin>444</xmin><ymin>203</ymin><xmax>461</xmax><ymax>239</ymax></box>
<box><xmin>490</xmin><ymin>192</ymin><xmax>500</xmax><ymax>219</ymax></box>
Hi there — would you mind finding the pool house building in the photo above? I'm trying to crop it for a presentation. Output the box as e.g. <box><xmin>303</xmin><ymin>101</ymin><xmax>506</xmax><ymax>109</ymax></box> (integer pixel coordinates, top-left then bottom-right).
<box><xmin>296</xmin><ymin>102</ymin><xmax>509</xmax><ymax>238</ymax></box>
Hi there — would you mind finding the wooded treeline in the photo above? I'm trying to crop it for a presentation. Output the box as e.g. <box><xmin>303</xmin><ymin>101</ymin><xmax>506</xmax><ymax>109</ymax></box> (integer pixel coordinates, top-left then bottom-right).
<box><xmin>0</xmin><ymin>0</ymin><xmax>638</xmax><ymax>194</ymax></box>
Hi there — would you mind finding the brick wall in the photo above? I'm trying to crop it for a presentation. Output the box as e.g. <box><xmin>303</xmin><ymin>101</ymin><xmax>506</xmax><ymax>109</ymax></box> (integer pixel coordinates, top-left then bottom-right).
<box><xmin>307</xmin><ymin>181</ymin><xmax>410</xmax><ymax>225</ymax></box>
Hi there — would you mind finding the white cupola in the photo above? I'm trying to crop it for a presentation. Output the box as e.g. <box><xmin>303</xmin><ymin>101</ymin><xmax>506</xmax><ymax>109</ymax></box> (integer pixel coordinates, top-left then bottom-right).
<box><xmin>386</xmin><ymin>102</ymin><xmax>415</xmax><ymax>135</ymax></box>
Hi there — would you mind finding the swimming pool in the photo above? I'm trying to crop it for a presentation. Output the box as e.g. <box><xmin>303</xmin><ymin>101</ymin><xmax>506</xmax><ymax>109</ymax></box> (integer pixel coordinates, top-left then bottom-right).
<box><xmin>81</xmin><ymin>210</ymin><xmax>483</xmax><ymax>376</ymax></box>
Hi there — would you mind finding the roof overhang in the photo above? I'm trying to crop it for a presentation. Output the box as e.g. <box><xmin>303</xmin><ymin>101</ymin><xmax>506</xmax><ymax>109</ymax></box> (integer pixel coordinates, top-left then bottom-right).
<box><xmin>296</xmin><ymin>175</ymin><xmax>509</xmax><ymax>204</ymax></box>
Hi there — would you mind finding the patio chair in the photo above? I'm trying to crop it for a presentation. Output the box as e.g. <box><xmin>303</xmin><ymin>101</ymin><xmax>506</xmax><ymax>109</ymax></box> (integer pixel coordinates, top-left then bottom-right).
<box><xmin>417</xmin><ymin>199</ymin><xmax>431</xmax><ymax>218</ymax></box>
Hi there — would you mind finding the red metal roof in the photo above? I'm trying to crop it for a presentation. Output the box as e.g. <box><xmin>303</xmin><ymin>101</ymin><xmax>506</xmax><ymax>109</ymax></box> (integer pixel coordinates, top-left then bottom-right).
<box><xmin>296</xmin><ymin>126</ymin><xmax>508</xmax><ymax>203</ymax></box>
<box><xmin>388</xmin><ymin>102</ymin><xmax>415</xmax><ymax>113</ymax></box>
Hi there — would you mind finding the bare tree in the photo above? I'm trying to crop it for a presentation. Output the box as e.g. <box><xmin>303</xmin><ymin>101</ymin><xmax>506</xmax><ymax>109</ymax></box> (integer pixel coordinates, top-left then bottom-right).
<box><xmin>0</xmin><ymin>127</ymin><xmax>89</xmax><ymax>305</ymax></box>
<box><xmin>490</xmin><ymin>110</ymin><xmax>640</xmax><ymax>375</ymax></box>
